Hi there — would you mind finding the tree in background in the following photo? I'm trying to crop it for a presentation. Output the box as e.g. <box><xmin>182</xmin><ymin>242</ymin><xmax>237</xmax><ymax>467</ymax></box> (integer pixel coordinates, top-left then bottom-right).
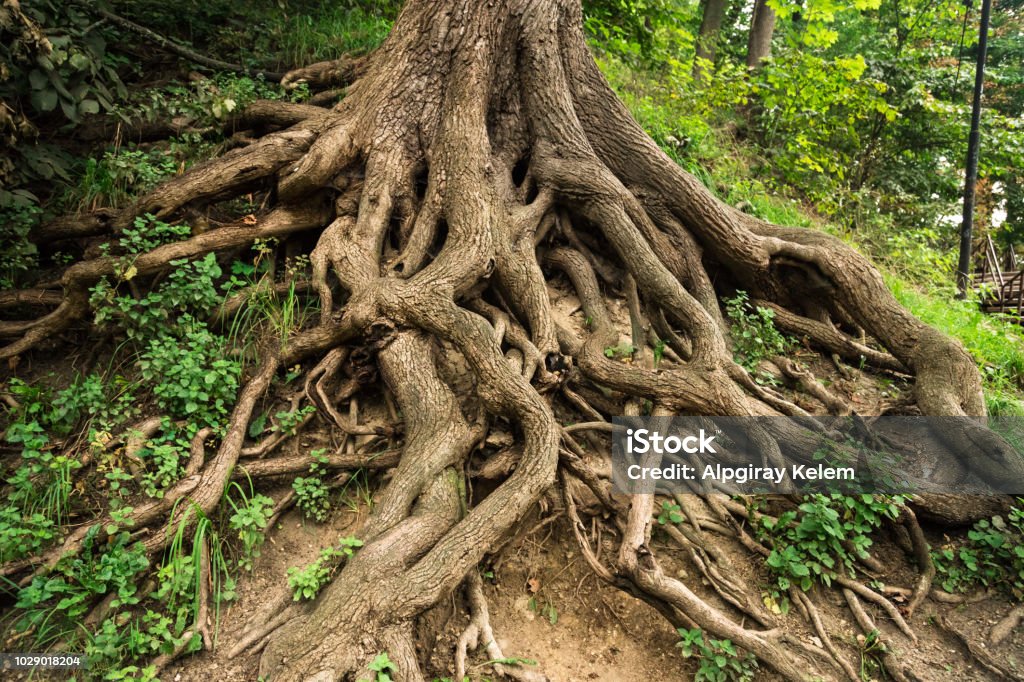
<box><xmin>694</xmin><ymin>0</ymin><xmax>729</xmax><ymax>78</ymax></box>
<box><xmin>746</xmin><ymin>0</ymin><xmax>777</xmax><ymax>66</ymax></box>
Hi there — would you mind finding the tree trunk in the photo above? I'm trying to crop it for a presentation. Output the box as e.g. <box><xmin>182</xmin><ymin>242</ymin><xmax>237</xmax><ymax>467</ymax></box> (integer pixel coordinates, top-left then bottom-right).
<box><xmin>693</xmin><ymin>0</ymin><xmax>729</xmax><ymax>80</ymax></box>
<box><xmin>3</xmin><ymin>0</ymin><xmax>1004</xmax><ymax>679</ymax></box>
<box><xmin>746</xmin><ymin>0</ymin><xmax>777</xmax><ymax>68</ymax></box>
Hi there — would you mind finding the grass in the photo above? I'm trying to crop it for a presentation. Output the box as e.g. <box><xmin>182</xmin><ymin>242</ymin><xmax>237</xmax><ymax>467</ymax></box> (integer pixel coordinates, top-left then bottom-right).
<box><xmin>886</xmin><ymin>277</ymin><xmax>1024</xmax><ymax>415</ymax></box>
<box><xmin>270</xmin><ymin>4</ymin><xmax>393</xmax><ymax>66</ymax></box>
<box><xmin>599</xmin><ymin>53</ymin><xmax>1024</xmax><ymax>415</ymax></box>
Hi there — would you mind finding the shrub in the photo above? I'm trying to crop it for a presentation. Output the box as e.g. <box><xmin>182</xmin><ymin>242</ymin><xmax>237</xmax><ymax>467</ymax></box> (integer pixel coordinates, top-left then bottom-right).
<box><xmin>138</xmin><ymin>326</ymin><xmax>241</xmax><ymax>428</ymax></box>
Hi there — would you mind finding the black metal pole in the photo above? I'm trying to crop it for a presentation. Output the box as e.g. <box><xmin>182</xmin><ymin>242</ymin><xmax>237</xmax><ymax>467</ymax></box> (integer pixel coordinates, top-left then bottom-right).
<box><xmin>957</xmin><ymin>0</ymin><xmax>992</xmax><ymax>299</ymax></box>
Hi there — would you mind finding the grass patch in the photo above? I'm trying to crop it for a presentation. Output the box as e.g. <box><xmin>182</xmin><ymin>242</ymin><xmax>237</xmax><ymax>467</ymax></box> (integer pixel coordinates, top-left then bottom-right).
<box><xmin>886</xmin><ymin>277</ymin><xmax>1024</xmax><ymax>415</ymax></box>
<box><xmin>270</xmin><ymin>3</ymin><xmax>393</xmax><ymax>66</ymax></box>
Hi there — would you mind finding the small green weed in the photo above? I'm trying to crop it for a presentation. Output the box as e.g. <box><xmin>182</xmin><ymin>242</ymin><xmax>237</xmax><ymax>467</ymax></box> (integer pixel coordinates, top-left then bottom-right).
<box><xmin>287</xmin><ymin>536</ymin><xmax>363</xmax><ymax>601</ymax></box>
<box><xmin>294</xmin><ymin>449</ymin><xmax>331</xmax><ymax>522</ymax></box>
<box><xmin>365</xmin><ymin>651</ymin><xmax>396</xmax><ymax>682</ymax></box>
<box><xmin>657</xmin><ymin>500</ymin><xmax>684</xmax><ymax>525</ymax></box>
<box><xmin>226</xmin><ymin>482</ymin><xmax>274</xmax><ymax>571</ymax></box>
<box><xmin>676</xmin><ymin>627</ymin><xmax>758</xmax><ymax>681</ymax></box>
<box><xmin>754</xmin><ymin>495</ymin><xmax>903</xmax><ymax>602</ymax></box>
<box><xmin>724</xmin><ymin>291</ymin><xmax>794</xmax><ymax>379</ymax></box>
<box><xmin>603</xmin><ymin>342</ymin><xmax>636</xmax><ymax>360</ymax></box>
<box><xmin>527</xmin><ymin>595</ymin><xmax>559</xmax><ymax>625</ymax></box>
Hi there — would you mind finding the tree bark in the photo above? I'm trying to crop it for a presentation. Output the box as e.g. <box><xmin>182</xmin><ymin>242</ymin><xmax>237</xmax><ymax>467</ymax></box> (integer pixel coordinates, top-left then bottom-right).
<box><xmin>693</xmin><ymin>0</ymin><xmax>729</xmax><ymax>80</ymax></box>
<box><xmin>746</xmin><ymin>0</ymin><xmax>777</xmax><ymax>68</ymax></box>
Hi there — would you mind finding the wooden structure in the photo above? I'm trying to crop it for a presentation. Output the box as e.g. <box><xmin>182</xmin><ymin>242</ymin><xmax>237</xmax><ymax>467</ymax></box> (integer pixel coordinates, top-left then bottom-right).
<box><xmin>976</xmin><ymin>234</ymin><xmax>1022</xmax><ymax>315</ymax></box>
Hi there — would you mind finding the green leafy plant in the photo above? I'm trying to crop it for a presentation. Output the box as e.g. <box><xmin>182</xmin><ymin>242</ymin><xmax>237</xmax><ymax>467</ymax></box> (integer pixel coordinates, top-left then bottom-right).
<box><xmin>754</xmin><ymin>495</ymin><xmax>903</xmax><ymax>598</ymax></box>
<box><xmin>293</xmin><ymin>449</ymin><xmax>331</xmax><ymax>522</ymax></box>
<box><xmin>603</xmin><ymin>341</ymin><xmax>636</xmax><ymax>360</ymax></box>
<box><xmin>66</xmin><ymin>149</ymin><xmax>178</xmax><ymax>211</ymax></box>
<box><xmin>365</xmin><ymin>652</ymin><xmax>396</xmax><ymax>682</ymax></box>
<box><xmin>5</xmin><ymin>420</ymin><xmax>82</xmax><ymax>527</ymax></box>
<box><xmin>657</xmin><ymin>500</ymin><xmax>684</xmax><ymax>525</ymax></box>
<box><xmin>15</xmin><ymin>524</ymin><xmax>149</xmax><ymax>645</ymax></box>
<box><xmin>0</xmin><ymin>191</ymin><xmax>41</xmax><ymax>289</ymax></box>
<box><xmin>933</xmin><ymin>501</ymin><xmax>1024</xmax><ymax>598</ymax></box>
<box><xmin>653</xmin><ymin>338</ymin><xmax>667</xmax><ymax>368</ymax></box>
<box><xmin>138</xmin><ymin>326</ymin><xmax>241</xmax><ymax>428</ymax></box>
<box><xmin>527</xmin><ymin>595</ymin><xmax>559</xmax><ymax>625</ymax></box>
<box><xmin>724</xmin><ymin>291</ymin><xmax>794</xmax><ymax>380</ymax></box>
<box><xmin>227</xmin><ymin>482</ymin><xmax>275</xmax><ymax>571</ymax></box>
<box><xmin>676</xmin><ymin>627</ymin><xmax>758</xmax><ymax>681</ymax></box>
<box><xmin>274</xmin><ymin>405</ymin><xmax>317</xmax><ymax>436</ymax></box>
<box><xmin>116</xmin><ymin>214</ymin><xmax>192</xmax><ymax>254</ymax></box>
<box><xmin>855</xmin><ymin>628</ymin><xmax>886</xmax><ymax>681</ymax></box>
<box><xmin>91</xmin><ymin>253</ymin><xmax>223</xmax><ymax>340</ymax></box>
<box><xmin>287</xmin><ymin>536</ymin><xmax>363</xmax><ymax>601</ymax></box>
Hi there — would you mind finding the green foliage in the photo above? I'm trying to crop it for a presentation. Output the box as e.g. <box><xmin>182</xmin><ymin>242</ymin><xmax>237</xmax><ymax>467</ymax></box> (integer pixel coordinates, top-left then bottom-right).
<box><xmin>724</xmin><ymin>291</ymin><xmax>793</xmax><ymax>378</ymax></box>
<box><xmin>118</xmin><ymin>72</ymin><xmax>306</xmax><ymax>130</ymax></box>
<box><xmin>584</xmin><ymin>0</ymin><xmax>695</xmax><ymax>64</ymax></box>
<box><xmin>222</xmin><ymin>253</ymin><xmax>319</xmax><ymax>353</ymax></box>
<box><xmin>0</xmin><ymin>506</ymin><xmax>56</xmax><ymax>564</ymax></box>
<box><xmin>656</xmin><ymin>500</ymin><xmax>684</xmax><ymax>525</ymax></box>
<box><xmin>603</xmin><ymin>341</ymin><xmax>637</xmax><ymax>359</ymax></box>
<box><xmin>15</xmin><ymin>525</ymin><xmax>149</xmax><ymax>644</ymax></box>
<box><xmin>527</xmin><ymin>595</ymin><xmax>559</xmax><ymax>625</ymax></box>
<box><xmin>855</xmin><ymin>628</ymin><xmax>887</xmax><ymax>681</ymax></box>
<box><xmin>275</xmin><ymin>405</ymin><xmax>317</xmax><ymax>436</ymax></box>
<box><xmin>78</xmin><ymin>506</ymin><xmax>236</xmax><ymax>676</ymax></box>
<box><xmin>887</xmin><ymin>276</ymin><xmax>1024</xmax><ymax>415</ymax></box>
<box><xmin>0</xmin><ymin>190</ymin><xmax>41</xmax><ymax>289</ymax></box>
<box><xmin>65</xmin><ymin>149</ymin><xmax>178</xmax><ymax>212</ymax></box>
<box><xmin>227</xmin><ymin>482</ymin><xmax>275</xmax><ymax>571</ymax></box>
<box><xmin>1</xmin><ymin>1</ymin><xmax>126</xmax><ymax>124</ymax></box>
<box><xmin>0</xmin><ymin>0</ymin><xmax>127</xmax><ymax>208</ymax></box>
<box><xmin>5</xmin><ymin>419</ymin><xmax>82</xmax><ymax>529</ymax></box>
<box><xmin>293</xmin><ymin>449</ymin><xmax>332</xmax><ymax>522</ymax></box>
<box><xmin>270</xmin><ymin>4</ymin><xmax>394</xmax><ymax>66</ymax></box>
<box><xmin>161</xmin><ymin>504</ymin><xmax>236</xmax><ymax>619</ymax></box>
<box><xmin>933</xmin><ymin>501</ymin><xmax>1024</xmax><ymax>598</ymax></box>
<box><xmin>138</xmin><ymin>425</ymin><xmax>192</xmax><ymax>498</ymax></box>
<box><xmin>365</xmin><ymin>652</ymin><xmax>396</xmax><ymax>682</ymax></box>
<box><xmin>287</xmin><ymin>536</ymin><xmax>363</xmax><ymax>600</ymax></box>
<box><xmin>85</xmin><ymin>613</ymin><xmax>181</xmax><ymax>680</ymax></box>
<box><xmin>90</xmin><ymin>252</ymin><xmax>222</xmax><ymax>340</ymax></box>
<box><xmin>138</xmin><ymin>325</ymin><xmax>241</xmax><ymax>427</ymax></box>
<box><xmin>0</xmin><ymin>372</ymin><xmax>142</xmax><ymax>563</ymax></box>
<box><xmin>754</xmin><ymin>495</ymin><xmax>903</xmax><ymax>595</ymax></box>
<box><xmin>752</xmin><ymin>51</ymin><xmax>894</xmax><ymax>196</ymax></box>
<box><xmin>676</xmin><ymin>628</ymin><xmax>758</xmax><ymax>681</ymax></box>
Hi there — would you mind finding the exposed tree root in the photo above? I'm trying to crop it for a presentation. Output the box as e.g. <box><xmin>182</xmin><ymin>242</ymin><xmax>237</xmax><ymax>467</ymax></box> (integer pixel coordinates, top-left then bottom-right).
<box><xmin>3</xmin><ymin>0</ymin><xmax>1016</xmax><ymax>678</ymax></box>
<box><xmin>842</xmin><ymin>589</ymin><xmax>915</xmax><ymax>682</ymax></box>
<box><xmin>936</xmin><ymin>614</ymin><xmax>1024</xmax><ymax>681</ymax></box>
<box><xmin>992</xmin><ymin>605</ymin><xmax>1024</xmax><ymax>646</ymax></box>
<box><xmin>456</xmin><ymin>571</ymin><xmax>549</xmax><ymax>682</ymax></box>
